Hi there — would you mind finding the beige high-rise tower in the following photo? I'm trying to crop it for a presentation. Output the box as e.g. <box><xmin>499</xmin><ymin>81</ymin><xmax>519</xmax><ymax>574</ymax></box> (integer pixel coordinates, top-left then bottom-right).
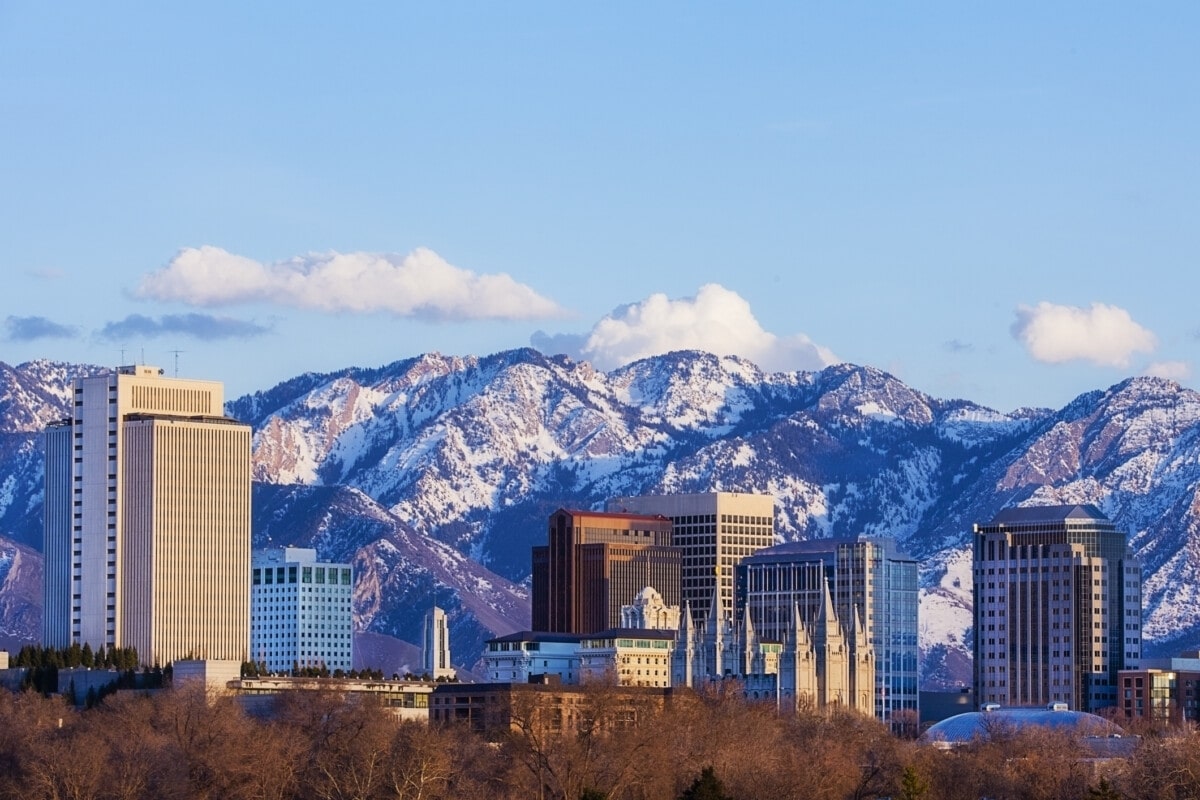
<box><xmin>44</xmin><ymin>365</ymin><xmax>251</xmax><ymax>666</ymax></box>
<box><xmin>606</xmin><ymin>492</ymin><xmax>775</xmax><ymax>628</ymax></box>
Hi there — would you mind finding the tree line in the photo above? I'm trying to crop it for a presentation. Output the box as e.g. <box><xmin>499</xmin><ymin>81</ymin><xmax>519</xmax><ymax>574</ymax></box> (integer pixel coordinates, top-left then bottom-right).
<box><xmin>0</xmin><ymin>680</ymin><xmax>1197</xmax><ymax>800</ymax></box>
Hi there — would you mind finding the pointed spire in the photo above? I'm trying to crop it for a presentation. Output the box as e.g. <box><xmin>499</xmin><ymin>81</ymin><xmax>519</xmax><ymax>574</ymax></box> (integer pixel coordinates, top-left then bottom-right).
<box><xmin>816</xmin><ymin>576</ymin><xmax>837</xmax><ymax>639</ymax></box>
<box><xmin>792</xmin><ymin>601</ymin><xmax>810</xmax><ymax>648</ymax></box>
<box><xmin>705</xmin><ymin>583</ymin><xmax>723</xmax><ymax>640</ymax></box>
<box><xmin>679</xmin><ymin>600</ymin><xmax>694</xmax><ymax>641</ymax></box>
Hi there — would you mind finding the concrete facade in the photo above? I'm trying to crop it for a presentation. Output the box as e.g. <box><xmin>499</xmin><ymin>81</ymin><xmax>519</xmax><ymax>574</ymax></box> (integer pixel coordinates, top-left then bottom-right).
<box><xmin>44</xmin><ymin>366</ymin><xmax>251</xmax><ymax>666</ymax></box>
<box><xmin>606</xmin><ymin>492</ymin><xmax>776</xmax><ymax>628</ymax></box>
<box><xmin>251</xmin><ymin>547</ymin><xmax>353</xmax><ymax>673</ymax></box>
<box><xmin>972</xmin><ymin>504</ymin><xmax>1142</xmax><ymax>713</ymax></box>
<box><xmin>422</xmin><ymin>606</ymin><xmax>454</xmax><ymax>680</ymax></box>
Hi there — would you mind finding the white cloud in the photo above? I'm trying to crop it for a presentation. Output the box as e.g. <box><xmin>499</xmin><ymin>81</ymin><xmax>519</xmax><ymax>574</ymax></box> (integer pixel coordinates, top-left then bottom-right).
<box><xmin>534</xmin><ymin>283</ymin><xmax>839</xmax><ymax>372</ymax></box>
<box><xmin>1144</xmin><ymin>361</ymin><xmax>1192</xmax><ymax>381</ymax></box>
<box><xmin>136</xmin><ymin>246</ymin><xmax>567</xmax><ymax>321</ymax></box>
<box><xmin>1011</xmin><ymin>302</ymin><xmax>1157</xmax><ymax>367</ymax></box>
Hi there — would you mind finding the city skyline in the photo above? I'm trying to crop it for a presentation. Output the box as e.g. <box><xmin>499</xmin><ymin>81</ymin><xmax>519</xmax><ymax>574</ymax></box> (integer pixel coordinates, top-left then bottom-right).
<box><xmin>3</xmin><ymin>5</ymin><xmax>1199</xmax><ymax>413</ymax></box>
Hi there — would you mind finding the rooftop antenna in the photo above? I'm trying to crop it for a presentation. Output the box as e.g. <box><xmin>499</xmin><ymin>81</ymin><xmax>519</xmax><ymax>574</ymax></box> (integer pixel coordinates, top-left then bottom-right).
<box><xmin>119</xmin><ymin>348</ymin><xmax>126</xmax><ymax>365</ymax></box>
<box><xmin>170</xmin><ymin>349</ymin><xmax>185</xmax><ymax>377</ymax></box>
<box><xmin>140</xmin><ymin>347</ymin><xmax>145</xmax><ymax>366</ymax></box>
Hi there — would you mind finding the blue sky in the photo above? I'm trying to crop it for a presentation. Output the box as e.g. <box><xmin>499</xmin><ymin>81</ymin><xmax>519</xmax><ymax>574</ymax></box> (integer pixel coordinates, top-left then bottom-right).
<box><xmin>3</xmin><ymin>3</ymin><xmax>1197</xmax><ymax>412</ymax></box>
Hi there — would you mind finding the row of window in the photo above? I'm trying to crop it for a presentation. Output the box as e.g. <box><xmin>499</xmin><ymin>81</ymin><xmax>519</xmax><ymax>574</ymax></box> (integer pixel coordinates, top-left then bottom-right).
<box><xmin>252</xmin><ymin>566</ymin><xmax>351</xmax><ymax>586</ymax></box>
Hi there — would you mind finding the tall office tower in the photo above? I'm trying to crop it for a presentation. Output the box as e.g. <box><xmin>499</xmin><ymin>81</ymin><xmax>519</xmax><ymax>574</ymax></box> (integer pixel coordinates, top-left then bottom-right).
<box><xmin>43</xmin><ymin>365</ymin><xmax>251</xmax><ymax>666</ymax></box>
<box><xmin>735</xmin><ymin>536</ymin><xmax>919</xmax><ymax>725</ymax></box>
<box><xmin>531</xmin><ymin>508</ymin><xmax>681</xmax><ymax>633</ymax></box>
<box><xmin>251</xmin><ymin>547</ymin><xmax>354</xmax><ymax>673</ymax></box>
<box><xmin>423</xmin><ymin>606</ymin><xmax>454</xmax><ymax>680</ymax></box>
<box><xmin>606</xmin><ymin>492</ymin><xmax>775</xmax><ymax>628</ymax></box>
<box><xmin>972</xmin><ymin>505</ymin><xmax>1142</xmax><ymax>713</ymax></box>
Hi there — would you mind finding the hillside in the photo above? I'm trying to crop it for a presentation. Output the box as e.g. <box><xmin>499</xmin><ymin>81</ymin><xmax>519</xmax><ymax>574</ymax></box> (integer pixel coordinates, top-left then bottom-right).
<box><xmin>3</xmin><ymin>350</ymin><xmax>1199</xmax><ymax>682</ymax></box>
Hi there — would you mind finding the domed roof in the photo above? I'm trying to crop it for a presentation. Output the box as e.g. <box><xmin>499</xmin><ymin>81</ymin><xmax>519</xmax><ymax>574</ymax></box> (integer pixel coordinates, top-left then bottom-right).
<box><xmin>634</xmin><ymin>586</ymin><xmax>664</xmax><ymax>605</ymax></box>
<box><xmin>923</xmin><ymin>705</ymin><xmax>1123</xmax><ymax>746</ymax></box>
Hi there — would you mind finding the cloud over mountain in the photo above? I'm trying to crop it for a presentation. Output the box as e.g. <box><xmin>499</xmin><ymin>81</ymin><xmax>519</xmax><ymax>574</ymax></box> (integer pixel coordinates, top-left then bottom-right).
<box><xmin>1011</xmin><ymin>302</ymin><xmax>1156</xmax><ymax>367</ymax></box>
<box><xmin>98</xmin><ymin>313</ymin><xmax>271</xmax><ymax>341</ymax></box>
<box><xmin>4</xmin><ymin>315</ymin><xmax>78</xmax><ymax>341</ymax></box>
<box><xmin>533</xmin><ymin>283</ymin><xmax>838</xmax><ymax>372</ymax></box>
<box><xmin>136</xmin><ymin>246</ymin><xmax>566</xmax><ymax>322</ymax></box>
<box><xmin>1145</xmin><ymin>361</ymin><xmax>1191</xmax><ymax>381</ymax></box>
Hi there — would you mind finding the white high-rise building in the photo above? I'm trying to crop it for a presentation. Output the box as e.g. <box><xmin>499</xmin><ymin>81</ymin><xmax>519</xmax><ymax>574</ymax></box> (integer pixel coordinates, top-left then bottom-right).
<box><xmin>606</xmin><ymin>492</ymin><xmax>776</xmax><ymax>628</ymax></box>
<box><xmin>43</xmin><ymin>365</ymin><xmax>251</xmax><ymax>666</ymax></box>
<box><xmin>251</xmin><ymin>547</ymin><xmax>353</xmax><ymax>673</ymax></box>
<box><xmin>423</xmin><ymin>606</ymin><xmax>454</xmax><ymax>680</ymax></box>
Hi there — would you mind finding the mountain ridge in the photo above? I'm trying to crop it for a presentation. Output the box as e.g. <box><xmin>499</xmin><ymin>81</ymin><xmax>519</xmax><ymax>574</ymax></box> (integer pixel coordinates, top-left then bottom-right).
<box><xmin>1</xmin><ymin>351</ymin><xmax>1198</xmax><ymax>683</ymax></box>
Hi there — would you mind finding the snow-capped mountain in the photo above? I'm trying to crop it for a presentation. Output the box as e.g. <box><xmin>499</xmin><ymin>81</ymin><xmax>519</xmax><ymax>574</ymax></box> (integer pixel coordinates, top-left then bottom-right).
<box><xmin>2</xmin><ymin>350</ymin><xmax>1200</xmax><ymax>684</ymax></box>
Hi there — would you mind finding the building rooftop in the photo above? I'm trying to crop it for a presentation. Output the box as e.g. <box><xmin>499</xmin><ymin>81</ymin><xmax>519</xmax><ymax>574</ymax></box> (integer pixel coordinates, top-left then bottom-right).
<box><xmin>922</xmin><ymin>705</ymin><xmax>1123</xmax><ymax>745</ymax></box>
<box><xmin>488</xmin><ymin>631</ymin><xmax>584</xmax><ymax>645</ymax></box>
<box><xmin>554</xmin><ymin>508</ymin><xmax>672</xmax><ymax>523</ymax></box>
<box><xmin>740</xmin><ymin>536</ymin><xmax>915</xmax><ymax>564</ymax></box>
<box><xmin>583</xmin><ymin>628</ymin><xmax>677</xmax><ymax>641</ymax></box>
<box><xmin>987</xmin><ymin>504</ymin><xmax>1109</xmax><ymax>525</ymax></box>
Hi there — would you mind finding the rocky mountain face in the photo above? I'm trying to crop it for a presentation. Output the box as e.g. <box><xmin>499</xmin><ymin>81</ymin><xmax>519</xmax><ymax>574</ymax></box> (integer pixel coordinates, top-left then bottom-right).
<box><xmin>2</xmin><ymin>350</ymin><xmax>1199</xmax><ymax>684</ymax></box>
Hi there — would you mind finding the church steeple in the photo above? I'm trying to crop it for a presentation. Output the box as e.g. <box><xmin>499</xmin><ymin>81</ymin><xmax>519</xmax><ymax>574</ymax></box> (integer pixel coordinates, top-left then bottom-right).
<box><xmin>741</xmin><ymin>601</ymin><xmax>759</xmax><ymax>675</ymax></box>
<box><xmin>673</xmin><ymin>600</ymin><xmax>696</xmax><ymax>688</ymax></box>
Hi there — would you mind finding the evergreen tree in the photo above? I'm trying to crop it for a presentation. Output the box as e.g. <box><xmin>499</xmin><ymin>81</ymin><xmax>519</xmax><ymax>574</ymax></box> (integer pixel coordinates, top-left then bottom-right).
<box><xmin>898</xmin><ymin>766</ymin><xmax>929</xmax><ymax>800</ymax></box>
<box><xmin>1087</xmin><ymin>778</ymin><xmax>1124</xmax><ymax>800</ymax></box>
<box><xmin>679</xmin><ymin>767</ymin><xmax>730</xmax><ymax>800</ymax></box>
<box><xmin>81</xmin><ymin>642</ymin><xmax>94</xmax><ymax>668</ymax></box>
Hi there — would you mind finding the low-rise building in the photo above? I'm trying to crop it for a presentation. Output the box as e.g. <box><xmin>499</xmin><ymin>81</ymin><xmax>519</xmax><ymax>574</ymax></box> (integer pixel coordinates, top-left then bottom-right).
<box><xmin>430</xmin><ymin>681</ymin><xmax>673</xmax><ymax>734</ymax></box>
<box><xmin>483</xmin><ymin>631</ymin><xmax>582</xmax><ymax>683</ymax></box>
<box><xmin>579</xmin><ymin>629</ymin><xmax>676</xmax><ymax>687</ymax></box>
<box><xmin>231</xmin><ymin>676</ymin><xmax>433</xmax><ymax>721</ymax></box>
<box><xmin>1119</xmin><ymin>654</ymin><xmax>1200</xmax><ymax>724</ymax></box>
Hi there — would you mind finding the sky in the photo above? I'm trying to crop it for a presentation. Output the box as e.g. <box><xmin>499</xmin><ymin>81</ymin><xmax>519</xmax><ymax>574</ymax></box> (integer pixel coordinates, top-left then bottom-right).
<box><xmin>2</xmin><ymin>3</ymin><xmax>1198</xmax><ymax>413</ymax></box>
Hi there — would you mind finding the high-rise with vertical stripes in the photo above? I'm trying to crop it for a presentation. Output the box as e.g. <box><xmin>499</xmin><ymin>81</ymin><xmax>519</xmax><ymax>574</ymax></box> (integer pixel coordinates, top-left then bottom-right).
<box><xmin>43</xmin><ymin>365</ymin><xmax>251</xmax><ymax>666</ymax></box>
<box><xmin>972</xmin><ymin>504</ymin><xmax>1141</xmax><ymax>713</ymax></box>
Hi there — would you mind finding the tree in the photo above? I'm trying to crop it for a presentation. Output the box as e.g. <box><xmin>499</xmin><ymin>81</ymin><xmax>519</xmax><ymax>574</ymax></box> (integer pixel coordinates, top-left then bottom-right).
<box><xmin>1086</xmin><ymin>778</ymin><xmax>1123</xmax><ymax>800</ymax></box>
<box><xmin>898</xmin><ymin>765</ymin><xmax>929</xmax><ymax>800</ymax></box>
<box><xmin>679</xmin><ymin>766</ymin><xmax>730</xmax><ymax>800</ymax></box>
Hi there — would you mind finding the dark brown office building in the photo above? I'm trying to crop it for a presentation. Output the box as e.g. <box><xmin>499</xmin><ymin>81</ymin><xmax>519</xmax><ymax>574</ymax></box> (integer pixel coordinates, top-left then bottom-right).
<box><xmin>532</xmin><ymin>509</ymin><xmax>681</xmax><ymax>633</ymax></box>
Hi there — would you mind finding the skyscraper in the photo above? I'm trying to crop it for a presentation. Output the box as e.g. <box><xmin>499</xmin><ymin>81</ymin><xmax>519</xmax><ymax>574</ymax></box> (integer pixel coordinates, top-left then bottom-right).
<box><xmin>531</xmin><ymin>508</ymin><xmax>680</xmax><ymax>633</ymax></box>
<box><xmin>606</xmin><ymin>492</ymin><xmax>775</xmax><ymax>628</ymax></box>
<box><xmin>43</xmin><ymin>365</ymin><xmax>251</xmax><ymax>666</ymax></box>
<box><xmin>423</xmin><ymin>606</ymin><xmax>454</xmax><ymax>680</ymax></box>
<box><xmin>735</xmin><ymin>536</ymin><xmax>919</xmax><ymax>725</ymax></box>
<box><xmin>251</xmin><ymin>547</ymin><xmax>353</xmax><ymax>673</ymax></box>
<box><xmin>972</xmin><ymin>504</ymin><xmax>1141</xmax><ymax>713</ymax></box>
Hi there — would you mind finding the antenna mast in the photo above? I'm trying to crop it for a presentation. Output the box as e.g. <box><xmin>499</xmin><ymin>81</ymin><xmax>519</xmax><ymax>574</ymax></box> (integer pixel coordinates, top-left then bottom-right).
<box><xmin>170</xmin><ymin>349</ymin><xmax>185</xmax><ymax>377</ymax></box>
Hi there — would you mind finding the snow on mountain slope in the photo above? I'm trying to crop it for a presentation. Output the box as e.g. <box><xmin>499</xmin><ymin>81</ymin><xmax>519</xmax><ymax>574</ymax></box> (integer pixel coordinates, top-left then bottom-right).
<box><xmin>4</xmin><ymin>354</ymin><xmax>1200</xmax><ymax>681</ymax></box>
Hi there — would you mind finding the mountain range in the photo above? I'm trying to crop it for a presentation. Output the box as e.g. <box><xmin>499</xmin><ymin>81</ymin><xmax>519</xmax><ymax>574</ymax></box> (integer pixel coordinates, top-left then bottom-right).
<box><xmin>2</xmin><ymin>349</ymin><xmax>1199</xmax><ymax>687</ymax></box>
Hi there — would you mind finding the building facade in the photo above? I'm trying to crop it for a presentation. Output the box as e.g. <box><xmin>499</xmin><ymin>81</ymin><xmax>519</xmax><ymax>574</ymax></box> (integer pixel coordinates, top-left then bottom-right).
<box><xmin>735</xmin><ymin>536</ymin><xmax>919</xmax><ymax>725</ymax></box>
<box><xmin>430</xmin><ymin>682</ymin><xmax>673</xmax><ymax>734</ymax></box>
<box><xmin>483</xmin><ymin>629</ymin><xmax>676</xmax><ymax>689</ymax></box>
<box><xmin>972</xmin><ymin>504</ymin><xmax>1142</xmax><ymax>713</ymax></box>
<box><xmin>422</xmin><ymin>606</ymin><xmax>454</xmax><ymax>680</ymax></box>
<box><xmin>531</xmin><ymin>509</ymin><xmax>681</xmax><ymax>633</ymax></box>
<box><xmin>44</xmin><ymin>366</ymin><xmax>251</xmax><ymax>666</ymax></box>
<box><xmin>483</xmin><ymin>631</ymin><xmax>584</xmax><ymax>684</ymax></box>
<box><xmin>606</xmin><ymin>492</ymin><xmax>776</xmax><ymax>629</ymax></box>
<box><xmin>621</xmin><ymin>585</ymin><xmax>681</xmax><ymax>630</ymax></box>
<box><xmin>251</xmin><ymin>547</ymin><xmax>353</xmax><ymax>673</ymax></box>
<box><xmin>1119</xmin><ymin>653</ymin><xmax>1200</xmax><ymax>725</ymax></box>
